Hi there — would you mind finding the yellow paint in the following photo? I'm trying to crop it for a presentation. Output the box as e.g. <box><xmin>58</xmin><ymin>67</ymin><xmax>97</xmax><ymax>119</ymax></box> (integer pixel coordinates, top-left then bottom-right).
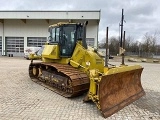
<box><xmin>28</xmin><ymin>53</ymin><xmax>41</xmax><ymax>60</ymax></box>
<box><xmin>37</xmin><ymin>22</ymin><xmax>144</xmax><ymax>112</ymax></box>
<box><xmin>104</xmin><ymin>65</ymin><xmax>142</xmax><ymax>75</ymax></box>
<box><xmin>71</xmin><ymin>43</ymin><xmax>104</xmax><ymax>73</ymax></box>
<box><xmin>49</xmin><ymin>22</ymin><xmax>76</xmax><ymax>28</ymax></box>
<box><xmin>42</xmin><ymin>44</ymin><xmax>60</xmax><ymax>60</ymax></box>
<box><xmin>42</xmin><ymin>57</ymin><xmax>70</xmax><ymax>64</ymax></box>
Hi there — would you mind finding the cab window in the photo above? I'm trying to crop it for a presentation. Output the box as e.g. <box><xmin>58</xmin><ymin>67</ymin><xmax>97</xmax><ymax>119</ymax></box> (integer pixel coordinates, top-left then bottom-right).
<box><xmin>55</xmin><ymin>28</ymin><xmax>60</xmax><ymax>42</ymax></box>
<box><xmin>51</xmin><ymin>28</ymin><xmax>56</xmax><ymax>41</ymax></box>
<box><xmin>51</xmin><ymin>27</ymin><xmax>60</xmax><ymax>42</ymax></box>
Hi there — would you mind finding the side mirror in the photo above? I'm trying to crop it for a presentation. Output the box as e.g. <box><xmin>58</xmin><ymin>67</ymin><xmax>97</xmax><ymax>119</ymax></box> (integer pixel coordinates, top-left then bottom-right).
<box><xmin>84</xmin><ymin>21</ymin><xmax>88</xmax><ymax>26</ymax></box>
<box><xmin>48</xmin><ymin>36</ymin><xmax>52</xmax><ymax>42</ymax></box>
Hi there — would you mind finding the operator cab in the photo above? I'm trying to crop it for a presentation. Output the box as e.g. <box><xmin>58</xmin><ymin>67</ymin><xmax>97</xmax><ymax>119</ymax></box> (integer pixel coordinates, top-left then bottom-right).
<box><xmin>48</xmin><ymin>23</ymin><xmax>84</xmax><ymax>57</ymax></box>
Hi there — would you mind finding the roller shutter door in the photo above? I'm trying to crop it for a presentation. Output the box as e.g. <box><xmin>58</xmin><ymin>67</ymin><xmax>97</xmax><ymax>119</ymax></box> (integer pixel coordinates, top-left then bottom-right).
<box><xmin>6</xmin><ymin>37</ymin><xmax>24</xmax><ymax>56</ymax></box>
<box><xmin>86</xmin><ymin>38</ymin><xmax>94</xmax><ymax>47</ymax></box>
<box><xmin>27</xmin><ymin>37</ymin><xmax>47</xmax><ymax>47</ymax></box>
<box><xmin>0</xmin><ymin>37</ymin><xmax>2</xmax><ymax>55</ymax></box>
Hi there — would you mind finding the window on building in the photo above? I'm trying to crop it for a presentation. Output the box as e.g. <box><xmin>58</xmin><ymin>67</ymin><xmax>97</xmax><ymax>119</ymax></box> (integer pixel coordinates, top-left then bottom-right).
<box><xmin>27</xmin><ymin>37</ymin><xmax>47</xmax><ymax>47</ymax></box>
<box><xmin>86</xmin><ymin>38</ymin><xmax>95</xmax><ymax>47</ymax></box>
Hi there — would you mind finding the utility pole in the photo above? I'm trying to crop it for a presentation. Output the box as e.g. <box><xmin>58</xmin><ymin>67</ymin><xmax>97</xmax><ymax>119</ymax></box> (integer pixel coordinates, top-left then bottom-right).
<box><xmin>120</xmin><ymin>9</ymin><xmax>124</xmax><ymax>49</ymax></box>
<box><xmin>105</xmin><ymin>27</ymin><xmax>109</xmax><ymax>67</ymax></box>
<box><xmin>119</xmin><ymin>9</ymin><xmax>125</xmax><ymax>65</ymax></box>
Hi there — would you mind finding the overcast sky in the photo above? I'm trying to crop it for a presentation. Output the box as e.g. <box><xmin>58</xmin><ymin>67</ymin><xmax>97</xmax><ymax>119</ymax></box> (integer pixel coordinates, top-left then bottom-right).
<box><xmin>0</xmin><ymin>0</ymin><xmax>159</xmax><ymax>43</ymax></box>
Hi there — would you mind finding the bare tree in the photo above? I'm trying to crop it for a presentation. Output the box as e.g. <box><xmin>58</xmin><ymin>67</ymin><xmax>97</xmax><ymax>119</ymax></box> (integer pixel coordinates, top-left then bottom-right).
<box><xmin>98</xmin><ymin>31</ymin><xmax>160</xmax><ymax>57</ymax></box>
<box><xmin>98</xmin><ymin>36</ymin><xmax>119</xmax><ymax>55</ymax></box>
<box><xmin>98</xmin><ymin>38</ymin><xmax>106</xmax><ymax>48</ymax></box>
<box><xmin>109</xmin><ymin>36</ymin><xmax>119</xmax><ymax>55</ymax></box>
<box><xmin>141</xmin><ymin>32</ymin><xmax>157</xmax><ymax>57</ymax></box>
<box><xmin>125</xmin><ymin>36</ymin><xmax>135</xmax><ymax>52</ymax></box>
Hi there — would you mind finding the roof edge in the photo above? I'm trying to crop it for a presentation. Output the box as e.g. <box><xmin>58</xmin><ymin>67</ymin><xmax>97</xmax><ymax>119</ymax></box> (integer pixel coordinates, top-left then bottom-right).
<box><xmin>0</xmin><ymin>10</ymin><xmax>101</xmax><ymax>12</ymax></box>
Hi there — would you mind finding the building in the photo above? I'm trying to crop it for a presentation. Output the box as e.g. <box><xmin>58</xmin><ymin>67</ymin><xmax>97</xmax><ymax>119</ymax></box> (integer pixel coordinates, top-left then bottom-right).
<box><xmin>0</xmin><ymin>10</ymin><xmax>100</xmax><ymax>56</ymax></box>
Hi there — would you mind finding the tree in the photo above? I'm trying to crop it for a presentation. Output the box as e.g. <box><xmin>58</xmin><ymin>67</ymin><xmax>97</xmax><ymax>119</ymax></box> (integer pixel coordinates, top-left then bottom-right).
<box><xmin>109</xmin><ymin>36</ymin><xmax>119</xmax><ymax>55</ymax></box>
<box><xmin>125</xmin><ymin>36</ymin><xmax>135</xmax><ymax>52</ymax></box>
<box><xmin>141</xmin><ymin>32</ymin><xmax>157</xmax><ymax>57</ymax></box>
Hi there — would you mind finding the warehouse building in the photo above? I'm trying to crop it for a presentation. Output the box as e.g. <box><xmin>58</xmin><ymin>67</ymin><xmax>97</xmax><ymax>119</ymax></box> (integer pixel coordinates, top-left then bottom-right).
<box><xmin>0</xmin><ymin>10</ymin><xmax>100</xmax><ymax>56</ymax></box>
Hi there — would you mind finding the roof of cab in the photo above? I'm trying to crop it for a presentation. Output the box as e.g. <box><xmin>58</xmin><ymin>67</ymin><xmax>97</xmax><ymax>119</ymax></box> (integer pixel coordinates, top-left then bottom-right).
<box><xmin>49</xmin><ymin>22</ymin><xmax>77</xmax><ymax>28</ymax></box>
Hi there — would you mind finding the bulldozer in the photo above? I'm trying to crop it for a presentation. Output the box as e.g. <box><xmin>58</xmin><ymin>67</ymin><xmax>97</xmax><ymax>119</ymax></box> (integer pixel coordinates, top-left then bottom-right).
<box><xmin>29</xmin><ymin>21</ymin><xmax>145</xmax><ymax>118</ymax></box>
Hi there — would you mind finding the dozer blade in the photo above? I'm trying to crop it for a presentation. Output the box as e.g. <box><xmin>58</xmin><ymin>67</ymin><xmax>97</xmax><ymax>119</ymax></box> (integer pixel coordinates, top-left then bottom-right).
<box><xmin>99</xmin><ymin>67</ymin><xmax>145</xmax><ymax>118</ymax></box>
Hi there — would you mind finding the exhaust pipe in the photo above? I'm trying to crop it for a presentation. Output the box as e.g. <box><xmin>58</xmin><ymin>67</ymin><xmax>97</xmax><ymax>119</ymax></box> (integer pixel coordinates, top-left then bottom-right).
<box><xmin>82</xmin><ymin>21</ymin><xmax>88</xmax><ymax>49</ymax></box>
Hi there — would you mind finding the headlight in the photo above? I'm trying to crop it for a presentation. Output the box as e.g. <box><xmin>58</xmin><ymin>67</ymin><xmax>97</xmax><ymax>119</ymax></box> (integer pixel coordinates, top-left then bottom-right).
<box><xmin>86</xmin><ymin>61</ymin><xmax>90</xmax><ymax>66</ymax></box>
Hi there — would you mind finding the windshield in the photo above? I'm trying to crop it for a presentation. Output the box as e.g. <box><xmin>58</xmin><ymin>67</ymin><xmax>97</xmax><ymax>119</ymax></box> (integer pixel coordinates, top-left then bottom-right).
<box><xmin>62</xmin><ymin>26</ymin><xmax>75</xmax><ymax>44</ymax></box>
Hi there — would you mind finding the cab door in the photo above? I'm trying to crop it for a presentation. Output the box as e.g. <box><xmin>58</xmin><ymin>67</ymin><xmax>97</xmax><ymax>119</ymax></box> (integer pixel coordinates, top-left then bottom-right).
<box><xmin>60</xmin><ymin>25</ymin><xmax>76</xmax><ymax>57</ymax></box>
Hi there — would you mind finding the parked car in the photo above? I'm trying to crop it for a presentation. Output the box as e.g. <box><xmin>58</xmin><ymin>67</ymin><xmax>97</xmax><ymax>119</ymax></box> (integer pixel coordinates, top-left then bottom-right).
<box><xmin>109</xmin><ymin>55</ymin><xmax>114</xmax><ymax>59</ymax></box>
<box><xmin>24</xmin><ymin>47</ymin><xmax>41</xmax><ymax>60</ymax></box>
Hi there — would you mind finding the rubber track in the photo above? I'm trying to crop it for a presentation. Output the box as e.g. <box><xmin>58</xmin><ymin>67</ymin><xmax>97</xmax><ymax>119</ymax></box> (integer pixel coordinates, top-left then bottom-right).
<box><xmin>29</xmin><ymin>62</ymin><xmax>90</xmax><ymax>97</ymax></box>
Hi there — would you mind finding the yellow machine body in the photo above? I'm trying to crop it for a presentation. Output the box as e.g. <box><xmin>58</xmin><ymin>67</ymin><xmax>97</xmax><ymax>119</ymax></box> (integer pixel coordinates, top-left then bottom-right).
<box><xmin>28</xmin><ymin>53</ymin><xmax>41</xmax><ymax>60</ymax></box>
<box><xmin>42</xmin><ymin>44</ymin><xmax>60</xmax><ymax>59</ymax></box>
<box><xmin>41</xmin><ymin>44</ymin><xmax>71</xmax><ymax>64</ymax></box>
<box><xmin>29</xmin><ymin>22</ymin><xmax>145</xmax><ymax>118</ymax></box>
<box><xmin>70</xmin><ymin>43</ymin><xmax>104</xmax><ymax>73</ymax></box>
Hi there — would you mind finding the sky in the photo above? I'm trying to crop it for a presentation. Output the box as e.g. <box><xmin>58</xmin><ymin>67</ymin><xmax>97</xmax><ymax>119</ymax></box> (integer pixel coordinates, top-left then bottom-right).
<box><xmin>0</xmin><ymin>0</ymin><xmax>159</xmax><ymax>43</ymax></box>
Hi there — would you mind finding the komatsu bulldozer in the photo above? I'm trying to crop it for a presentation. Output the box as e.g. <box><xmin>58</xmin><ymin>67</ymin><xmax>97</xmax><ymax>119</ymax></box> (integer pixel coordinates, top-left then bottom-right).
<box><xmin>29</xmin><ymin>21</ymin><xmax>145</xmax><ymax>118</ymax></box>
